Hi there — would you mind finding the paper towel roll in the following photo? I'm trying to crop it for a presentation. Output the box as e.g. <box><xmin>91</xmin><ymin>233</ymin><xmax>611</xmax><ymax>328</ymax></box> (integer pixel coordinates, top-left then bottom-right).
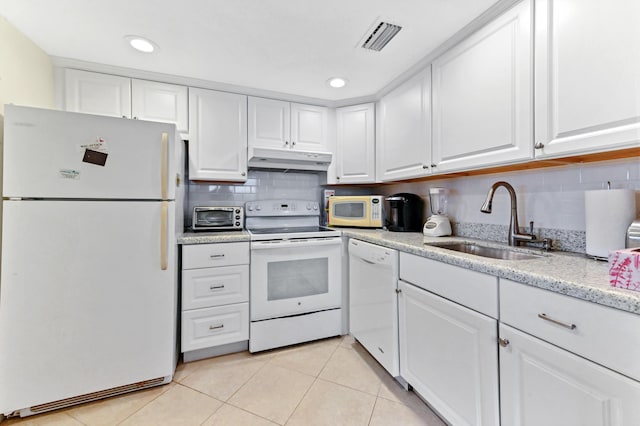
<box><xmin>585</xmin><ymin>189</ymin><xmax>637</xmax><ymax>258</ymax></box>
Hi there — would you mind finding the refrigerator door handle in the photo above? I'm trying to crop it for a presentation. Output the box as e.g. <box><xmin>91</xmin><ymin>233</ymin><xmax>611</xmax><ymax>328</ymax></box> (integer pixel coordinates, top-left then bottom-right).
<box><xmin>160</xmin><ymin>201</ymin><xmax>168</xmax><ymax>270</ymax></box>
<box><xmin>161</xmin><ymin>132</ymin><xmax>168</xmax><ymax>200</ymax></box>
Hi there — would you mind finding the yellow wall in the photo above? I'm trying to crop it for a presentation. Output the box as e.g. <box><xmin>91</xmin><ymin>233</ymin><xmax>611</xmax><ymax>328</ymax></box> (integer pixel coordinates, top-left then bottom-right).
<box><xmin>0</xmin><ymin>16</ymin><xmax>54</xmax><ymax>303</ymax></box>
<box><xmin>0</xmin><ymin>15</ymin><xmax>55</xmax><ymax>114</ymax></box>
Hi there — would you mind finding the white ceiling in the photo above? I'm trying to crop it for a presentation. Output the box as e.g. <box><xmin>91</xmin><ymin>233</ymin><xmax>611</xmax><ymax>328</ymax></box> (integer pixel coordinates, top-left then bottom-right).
<box><xmin>0</xmin><ymin>0</ymin><xmax>499</xmax><ymax>101</ymax></box>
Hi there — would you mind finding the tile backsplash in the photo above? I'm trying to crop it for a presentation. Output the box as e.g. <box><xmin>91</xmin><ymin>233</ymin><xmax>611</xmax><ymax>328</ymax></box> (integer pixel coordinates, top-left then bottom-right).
<box><xmin>185</xmin><ymin>157</ymin><xmax>639</xmax><ymax>253</ymax></box>
<box><xmin>380</xmin><ymin>157</ymin><xmax>640</xmax><ymax>252</ymax></box>
<box><xmin>185</xmin><ymin>169</ymin><xmax>375</xmax><ymax>227</ymax></box>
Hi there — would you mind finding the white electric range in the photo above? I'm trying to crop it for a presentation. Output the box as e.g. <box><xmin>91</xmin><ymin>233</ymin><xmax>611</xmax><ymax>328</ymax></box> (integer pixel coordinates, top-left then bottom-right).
<box><xmin>245</xmin><ymin>199</ymin><xmax>343</xmax><ymax>352</ymax></box>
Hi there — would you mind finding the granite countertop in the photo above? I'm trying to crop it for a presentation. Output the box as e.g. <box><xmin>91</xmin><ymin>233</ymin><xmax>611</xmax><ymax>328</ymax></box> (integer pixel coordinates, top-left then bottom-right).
<box><xmin>178</xmin><ymin>230</ymin><xmax>250</xmax><ymax>244</ymax></box>
<box><xmin>340</xmin><ymin>228</ymin><xmax>640</xmax><ymax>315</ymax></box>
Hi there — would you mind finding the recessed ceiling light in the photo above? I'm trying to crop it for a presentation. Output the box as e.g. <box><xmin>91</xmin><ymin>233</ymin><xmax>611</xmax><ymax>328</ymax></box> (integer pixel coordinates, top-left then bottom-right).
<box><xmin>125</xmin><ymin>35</ymin><xmax>157</xmax><ymax>53</ymax></box>
<box><xmin>327</xmin><ymin>77</ymin><xmax>347</xmax><ymax>88</ymax></box>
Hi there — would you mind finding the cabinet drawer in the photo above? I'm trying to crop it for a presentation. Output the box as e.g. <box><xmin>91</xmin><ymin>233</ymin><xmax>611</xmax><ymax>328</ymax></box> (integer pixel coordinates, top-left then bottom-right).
<box><xmin>400</xmin><ymin>252</ymin><xmax>498</xmax><ymax>318</ymax></box>
<box><xmin>500</xmin><ymin>279</ymin><xmax>640</xmax><ymax>381</ymax></box>
<box><xmin>182</xmin><ymin>265</ymin><xmax>249</xmax><ymax>310</ymax></box>
<box><xmin>181</xmin><ymin>303</ymin><xmax>249</xmax><ymax>352</ymax></box>
<box><xmin>182</xmin><ymin>242</ymin><xmax>249</xmax><ymax>269</ymax></box>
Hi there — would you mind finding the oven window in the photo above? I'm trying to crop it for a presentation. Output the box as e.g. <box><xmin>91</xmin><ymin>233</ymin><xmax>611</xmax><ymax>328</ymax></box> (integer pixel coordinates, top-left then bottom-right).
<box><xmin>197</xmin><ymin>210</ymin><xmax>232</xmax><ymax>225</ymax></box>
<box><xmin>334</xmin><ymin>202</ymin><xmax>365</xmax><ymax>218</ymax></box>
<box><xmin>267</xmin><ymin>258</ymin><xmax>329</xmax><ymax>300</ymax></box>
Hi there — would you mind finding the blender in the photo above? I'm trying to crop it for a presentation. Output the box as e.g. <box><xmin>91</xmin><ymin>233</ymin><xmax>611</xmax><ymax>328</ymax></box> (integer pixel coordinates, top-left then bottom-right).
<box><xmin>423</xmin><ymin>187</ymin><xmax>452</xmax><ymax>237</ymax></box>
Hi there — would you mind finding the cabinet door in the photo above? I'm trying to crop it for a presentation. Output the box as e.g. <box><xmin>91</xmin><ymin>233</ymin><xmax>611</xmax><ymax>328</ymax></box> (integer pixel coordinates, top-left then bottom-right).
<box><xmin>432</xmin><ymin>0</ymin><xmax>532</xmax><ymax>172</ymax></box>
<box><xmin>335</xmin><ymin>103</ymin><xmax>375</xmax><ymax>184</ymax></box>
<box><xmin>377</xmin><ymin>69</ymin><xmax>431</xmax><ymax>182</ymax></box>
<box><xmin>499</xmin><ymin>324</ymin><xmax>640</xmax><ymax>426</ymax></box>
<box><xmin>398</xmin><ymin>280</ymin><xmax>500</xmax><ymax>426</ymax></box>
<box><xmin>188</xmin><ymin>88</ymin><xmax>247</xmax><ymax>181</ymax></box>
<box><xmin>534</xmin><ymin>0</ymin><xmax>640</xmax><ymax>157</ymax></box>
<box><xmin>248</xmin><ymin>97</ymin><xmax>290</xmax><ymax>149</ymax></box>
<box><xmin>290</xmin><ymin>103</ymin><xmax>329</xmax><ymax>151</ymax></box>
<box><xmin>64</xmin><ymin>69</ymin><xmax>131</xmax><ymax>118</ymax></box>
<box><xmin>131</xmin><ymin>79</ymin><xmax>188</xmax><ymax>135</ymax></box>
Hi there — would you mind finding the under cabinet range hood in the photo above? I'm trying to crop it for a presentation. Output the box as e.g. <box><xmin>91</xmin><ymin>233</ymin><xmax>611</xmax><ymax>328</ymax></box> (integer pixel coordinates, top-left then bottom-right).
<box><xmin>248</xmin><ymin>146</ymin><xmax>332</xmax><ymax>171</ymax></box>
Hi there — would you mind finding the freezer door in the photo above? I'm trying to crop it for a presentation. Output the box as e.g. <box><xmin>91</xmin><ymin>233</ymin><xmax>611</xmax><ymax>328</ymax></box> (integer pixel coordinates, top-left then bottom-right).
<box><xmin>0</xmin><ymin>200</ymin><xmax>177</xmax><ymax>414</ymax></box>
<box><xmin>3</xmin><ymin>105</ymin><xmax>177</xmax><ymax>200</ymax></box>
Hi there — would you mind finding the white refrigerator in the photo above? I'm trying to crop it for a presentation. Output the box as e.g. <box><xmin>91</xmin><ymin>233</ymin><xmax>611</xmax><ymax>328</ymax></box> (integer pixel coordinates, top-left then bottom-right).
<box><xmin>0</xmin><ymin>105</ymin><xmax>183</xmax><ymax>417</ymax></box>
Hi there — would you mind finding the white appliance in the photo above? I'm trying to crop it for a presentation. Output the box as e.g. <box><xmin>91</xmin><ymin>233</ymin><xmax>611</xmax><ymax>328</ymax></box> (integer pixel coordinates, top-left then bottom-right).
<box><xmin>246</xmin><ymin>199</ymin><xmax>343</xmax><ymax>352</ymax></box>
<box><xmin>0</xmin><ymin>106</ymin><xmax>183</xmax><ymax>418</ymax></box>
<box><xmin>247</xmin><ymin>146</ymin><xmax>332</xmax><ymax>171</ymax></box>
<box><xmin>348</xmin><ymin>239</ymin><xmax>400</xmax><ymax>376</ymax></box>
<box><xmin>424</xmin><ymin>187</ymin><xmax>452</xmax><ymax>237</ymax></box>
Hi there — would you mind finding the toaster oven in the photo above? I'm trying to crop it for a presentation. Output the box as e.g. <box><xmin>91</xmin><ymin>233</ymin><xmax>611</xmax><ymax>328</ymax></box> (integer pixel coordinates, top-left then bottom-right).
<box><xmin>192</xmin><ymin>206</ymin><xmax>244</xmax><ymax>231</ymax></box>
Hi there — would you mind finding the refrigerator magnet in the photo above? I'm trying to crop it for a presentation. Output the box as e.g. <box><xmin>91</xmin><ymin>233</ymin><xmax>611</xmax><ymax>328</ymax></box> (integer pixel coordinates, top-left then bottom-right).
<box><xmin>82</xmin><ymin>149</ymin><xmax>108</xmax><ymax>166</ymax></box>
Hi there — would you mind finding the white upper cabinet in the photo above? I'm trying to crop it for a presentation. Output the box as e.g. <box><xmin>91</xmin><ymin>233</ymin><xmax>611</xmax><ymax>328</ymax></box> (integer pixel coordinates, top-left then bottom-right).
<box><xmin>335</xmin><ymin>103</ymin><xmax>376</xmax><ymax>184</ymax></box>
<box><xmin>248</xmin><ymin>97</ymin><xmax>329</xmax><ymax>151</ymax></box>
<box><xmin>65</xmin><ymin>69</ymin><xmax>131</xmax><ymax>118</ymax></box>
<box><xmin>188</xmin><ymin>87</ymin><xmax>247</xmax><ymax>182</ymax></box>
<box><xmin>131</xmin><ymin>79</ymin><xmax>188</xmax><ymax>135</ymax></box>
<box><xmin>64</xmin><ymin>69</ymin><xmax>188</xmax><ymax>138</ymax></box>
<box><xmin>290</xmin><ymin>103</ymin><xmax>329</xmax><ymax>151</ymax></box>
<box><xmin>432</xmin><ymin>0</ymin><xmax>533</xmax><ymax>172</ymax></box>
<box><xmin>377</xmin><ymin>69</ymin><xmax>431</xmax><ymax>182</ymax></box>
<box><xmin>534</xmin><ymin>0</ymin><xmax>640</xmax><ymax>158</ymax></box>
<box><xmin>248</xmin><ymin>97</ymin><xmax>290</xmax><ymax>149</ymax></box>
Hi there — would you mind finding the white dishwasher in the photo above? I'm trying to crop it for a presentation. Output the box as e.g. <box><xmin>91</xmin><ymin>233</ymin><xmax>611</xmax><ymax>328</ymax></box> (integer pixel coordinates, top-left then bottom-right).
<box><xmin>348</xmin><ymin>239</ymin><xmax>399</xmax><ymax>376</ymax></box>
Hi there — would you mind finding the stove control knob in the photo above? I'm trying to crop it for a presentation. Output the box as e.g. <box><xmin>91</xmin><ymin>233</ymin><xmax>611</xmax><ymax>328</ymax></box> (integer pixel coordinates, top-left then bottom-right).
<box><xmin>235</xmin><ymin>209</ymin><xmax>241</xmax><ymax>214</ymax></box>
<box><xmin>235</xmin><ymin>215</ymin><xmax>241</xmax><ymax>220</ymax></box>
<box><xmin>247</xmin><ymin>205</ymin><xmax>253</xmax><ymax>212</ymax></box>
<box><xmin>235</xmin><ymin>222</ymin><xmax>241</xmax><ymax>226</ymax></box>
<box><xmin>256</xmin><ymin>205</ymin><xmax>262</xmax><ymax>211</ymax></box>
<box><xmin>306</xmin><ymin>203</ymin><xmax>311</xmax><ymax>210</ymax></box>
<box><xmin>313</xmin><ymin>204</ymin><xmax>318</xmax><ymax>210</ymax></box>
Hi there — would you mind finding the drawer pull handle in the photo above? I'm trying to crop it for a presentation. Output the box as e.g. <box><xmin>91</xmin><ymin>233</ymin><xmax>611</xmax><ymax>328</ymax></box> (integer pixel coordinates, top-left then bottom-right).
<box><xmin>538</xmin><ymin>313</ymin><xmax>577</xmax><ymax>330</ymax></box>
<box><xmin>210</xmin><ymin>254</ymin><xmax>225</xmax><ymax>259</ymax></box>
<box><xmin>209</xmin><ymin>285</ymin><xmax>225</xmax><ymax>290</ymax></box>
<box><xmin>209</xmin><ymin>324</ymin><xmax>224</xmax><ymax>330</ymax></box>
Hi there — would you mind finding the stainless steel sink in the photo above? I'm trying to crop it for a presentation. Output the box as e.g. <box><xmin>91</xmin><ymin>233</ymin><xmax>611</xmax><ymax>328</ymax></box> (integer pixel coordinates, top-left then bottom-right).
<box><xmin>426</xmin><ymin>242</ymin><xmax>544</xmax><ymax>260</ymax></box>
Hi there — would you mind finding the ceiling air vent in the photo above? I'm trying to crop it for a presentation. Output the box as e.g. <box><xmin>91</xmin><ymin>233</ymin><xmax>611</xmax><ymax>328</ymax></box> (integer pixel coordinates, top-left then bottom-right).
<box><xmin>361</xmin><ymin>21</ymin><xmax>402</xmax><ymax>51</ymax></box>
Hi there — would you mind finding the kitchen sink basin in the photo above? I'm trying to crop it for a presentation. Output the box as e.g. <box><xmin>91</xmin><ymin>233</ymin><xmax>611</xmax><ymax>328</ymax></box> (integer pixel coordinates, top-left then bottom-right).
<box><xmin>426</xmin><ymin>242</ymin><xmax>544</xmax><ymax>260</ymax></box>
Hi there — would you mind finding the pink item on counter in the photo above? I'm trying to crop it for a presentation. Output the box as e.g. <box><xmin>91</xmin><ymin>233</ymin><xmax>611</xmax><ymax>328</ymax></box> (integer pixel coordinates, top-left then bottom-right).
<box><xmin>609</xmin><ymin>248</ymin><xmax>640</xmax><ymax>291</ymax></box>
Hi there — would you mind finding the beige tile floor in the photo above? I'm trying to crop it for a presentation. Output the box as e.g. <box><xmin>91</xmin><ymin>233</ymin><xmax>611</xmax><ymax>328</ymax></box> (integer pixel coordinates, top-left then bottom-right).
<box><xmin>4</xmin><ymin>336</ymin><xmax>446</xmax><ymax>426</ymax></box>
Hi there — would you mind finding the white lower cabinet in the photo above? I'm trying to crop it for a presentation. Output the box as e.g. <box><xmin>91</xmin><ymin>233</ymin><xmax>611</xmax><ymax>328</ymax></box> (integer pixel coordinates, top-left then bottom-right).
<box><xmin>499</xmin><ymin>278</ymin><xmax>640</xmax><ymax>426</ymax></box>
<box><xmin>499</xmin><ymin>324</ymin><xmax>640</xmax><ymax>426</ymax></box>
<box><xmin>181</xmin><ymin>242</ymin><xmax>249</xmax><ymax>361</ymax></box>
<box><xmin>398</xmin><ymin>281</ymin><xmax>499</xmax><ymax>426</ymax></box>
<box><xmin>398</xmin><ymin>253</ymin><xmax>500</xmax><ymax>426</ymax></box>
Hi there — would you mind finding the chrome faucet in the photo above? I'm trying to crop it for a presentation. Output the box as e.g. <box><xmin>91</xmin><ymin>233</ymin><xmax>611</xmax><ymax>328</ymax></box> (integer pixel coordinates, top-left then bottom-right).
<box><xmin>480</xmin><ymin>181</ymin><xmax>535</xmax><ymax>246</ymax></box>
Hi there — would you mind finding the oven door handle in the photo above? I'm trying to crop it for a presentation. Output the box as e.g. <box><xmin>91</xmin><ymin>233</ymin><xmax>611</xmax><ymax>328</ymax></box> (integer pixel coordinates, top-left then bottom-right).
<box><xmin>251</xmin><ymin>238</ymin><xmax>342</xmax><ymax>250</ymax></box>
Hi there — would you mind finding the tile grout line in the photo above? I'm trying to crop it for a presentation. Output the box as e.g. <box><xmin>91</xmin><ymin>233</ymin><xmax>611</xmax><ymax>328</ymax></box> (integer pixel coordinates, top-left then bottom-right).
<box><xmin>113</xmin><ymin>382</ymin><xmax>176</xmax><ymax>426</ymax></box>
<box><xmin>367</xmin><ymin>396</ymin><xmax>381</xmax><ymax>426</ymax></box>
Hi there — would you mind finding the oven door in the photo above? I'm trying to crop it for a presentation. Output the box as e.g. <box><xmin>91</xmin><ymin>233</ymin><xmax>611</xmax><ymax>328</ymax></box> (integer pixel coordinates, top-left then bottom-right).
<box><xmin>250</xmin><ymin>237</ymin><xmax>342</xmax><ymax>321</ymax></box>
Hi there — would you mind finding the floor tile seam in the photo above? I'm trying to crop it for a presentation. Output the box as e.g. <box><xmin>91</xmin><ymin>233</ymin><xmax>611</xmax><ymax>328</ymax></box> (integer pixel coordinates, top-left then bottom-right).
<box><xmin>174</xmin><ymin>362</ymin><xmax>205</xmax><ymax>384</ymax></box>
<box><xmin>281</xmin><ymin>376</ymin><xmax>319</xmax><ymax>426</ymax></box>
<box><xmin>314</xmin><ymin>376</ymin><xmax>381</xmax><ymax>398</ymax></box>
<box><xmin>367</xmin><ymin>396</ymin><xmax>381</xmax><ymax>426</ymax></box>
<box><xmin>197</xmin><ymin>400</ymin><xmax>225</xmax><ymax>426</ymax></box>
<box><xmin>222</xmin><ymin>356</ymin><xmax>277</xmax><ymax>404</ymax></box>
<box><xmin>171</xmin><ymin>382</ymin><xmax>226</xmax><ymax>405</ymax></box>
<box><xmin>109</xmin><ymin>382</ymin><xmax>176</xmax><ymax>426</ymax></box>
<box><xmin>219</xmin><ymin>403</ymin><xmax>281</xmax><ymax>426</ymax></box>
<box><xmin>224</xmin><ymin>399</ymin><xmax>286</xmax><ymax>425</ymax></box>
<box><xmin>271</xmin><ymin>340</ymin><xmax>341</xmax><ymax>379</ymax></box>
<box><xmin>60</xmin><ymin>411</ymin><xmax>89</xmax><ymax>425</ymax></box>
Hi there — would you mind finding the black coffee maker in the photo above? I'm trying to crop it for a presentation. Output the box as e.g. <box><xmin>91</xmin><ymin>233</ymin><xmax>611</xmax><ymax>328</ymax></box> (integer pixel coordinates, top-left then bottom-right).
<box><xmin>386</xmin><ymin>193</ymin><xmax>424</xmax><ymax>232</ymax></box>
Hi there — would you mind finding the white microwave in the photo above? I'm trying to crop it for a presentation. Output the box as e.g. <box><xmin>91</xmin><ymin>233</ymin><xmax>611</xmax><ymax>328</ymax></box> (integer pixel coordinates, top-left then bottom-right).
<box><xmin>327</xmin><ymin>195</ymin><xmax>384</xmax><ymax>228</ymax></box>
